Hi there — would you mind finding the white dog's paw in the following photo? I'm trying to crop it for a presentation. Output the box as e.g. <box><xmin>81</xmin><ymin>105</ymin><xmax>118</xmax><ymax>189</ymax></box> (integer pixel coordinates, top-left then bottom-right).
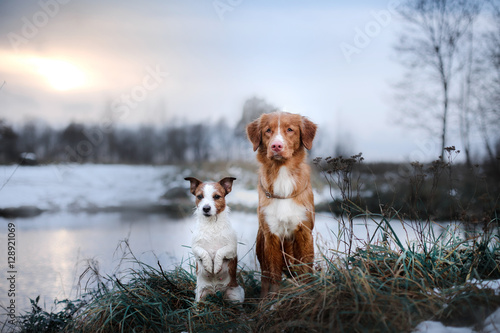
<box><xmin>213</xmin><ymin>259</ymin><xmax>223</xmax><ymax>274</ymax></box>
<box><xmin>225</xmin><ymin>286</ymin><xmax>245</xmax><ymax>303</ymax></box>
<box><xmin>200</xmin><ymin>257</ymin><xmax>213</xmax><ymax>273</ymax></box>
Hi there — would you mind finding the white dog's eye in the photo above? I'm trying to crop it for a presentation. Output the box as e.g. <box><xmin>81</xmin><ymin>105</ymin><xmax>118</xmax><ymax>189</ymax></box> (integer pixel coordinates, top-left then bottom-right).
<box><xmin>197</xmin><ymin>195</ymin><xmax>203</xmax><ymax>200</ymax></box>
<box><xmin>213</xmin><ymin>194</ymin><xmax>221</xmax><ymax>200</ymax></box>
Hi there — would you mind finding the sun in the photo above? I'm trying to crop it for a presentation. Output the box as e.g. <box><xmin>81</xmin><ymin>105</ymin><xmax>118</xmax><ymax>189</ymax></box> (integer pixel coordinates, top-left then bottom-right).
<box><xmin>31</xmin><ymin>58</ymin><xmax>88</xmax><ymax>91</ymax></box>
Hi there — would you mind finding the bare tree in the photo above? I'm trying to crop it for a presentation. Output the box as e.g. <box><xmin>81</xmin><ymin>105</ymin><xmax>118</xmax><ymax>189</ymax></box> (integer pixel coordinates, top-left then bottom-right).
<box><xmin>475</xmin><ymin>0</ymin><xmax>500</xmax><ymax>169</ymax></box>
<box><xmin>235</xmin><ymin>96</ymin><xmax>275</xmax><ymax>139</ymax></box>
<box><xmin>458</xmin><ymin>26</ymin><xmax>474</xmax><ymax>166</ymax></box>
<box><xmin>233</xmin><ymin>96</ymin><xmax>275</xmax><ymax>160</ymax></box>
<box><xmin>188</xmin><ymin>123</ymin><xmax>210</xmax><ymax>161</ymax></box>
<box><xmin>0</xmin><ymin>119</ymin><xmax>18</xmax><ymax>163</ymax></box>
<box><xmin>394</xmin><ymin>0</ymin><xmax>481</xmax><ymax>160</ymax></box>
<box><xmin>212</xmin><ymin>117</ymin><xmax>233</xmax><ymax>161</ymax></box>
<box><xmin>165</xmin><ymin>125</ymin><xmax>188</xmax><ymax>163</ymax></box>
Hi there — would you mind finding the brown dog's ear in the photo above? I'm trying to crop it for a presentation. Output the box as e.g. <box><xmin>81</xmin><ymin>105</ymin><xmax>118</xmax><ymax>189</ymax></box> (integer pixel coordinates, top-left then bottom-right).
<box><xmin>184</xmin><ymin>177</ymin><xmax>202</xmax><ymax>195</ymax></box>
<box><xmin>219</xmin><ymin>177</ymin><xmax>236</xmax><ymax>195</ymax></box>
<box><xmin>300</xmin><ymin>117</ymin><xmax>317</xmax><ymax>150</ymax></box>
<box><xmin>246</xmin><ymin>118</ymin><xmax>261</xmax><ymax>152</ymax></box>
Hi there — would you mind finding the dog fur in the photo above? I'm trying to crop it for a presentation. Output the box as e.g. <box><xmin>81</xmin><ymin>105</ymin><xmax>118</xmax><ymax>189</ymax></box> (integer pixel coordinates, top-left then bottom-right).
<box><xmin>246</xmin><ymin>111</ymin><xmax>317</xmax><ymax>297</ymax></box>
<box><xmin>185</xmin><ymin>176</ymin><xmax>244</xmax><ymax>303</ymax></box>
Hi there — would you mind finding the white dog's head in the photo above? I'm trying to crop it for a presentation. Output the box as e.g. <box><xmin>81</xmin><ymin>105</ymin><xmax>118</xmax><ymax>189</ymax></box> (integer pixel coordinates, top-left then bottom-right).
<box><xmin>185</xmin><ymin>177</ymin><xmax>236</xmax><ymax>218</ymax></box>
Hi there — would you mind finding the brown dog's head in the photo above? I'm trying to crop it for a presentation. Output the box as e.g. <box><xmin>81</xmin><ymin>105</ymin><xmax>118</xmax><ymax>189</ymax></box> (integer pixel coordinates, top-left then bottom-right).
<box><xmin>246</xmin><ymin>111</ymin><xmax>317</xmax><ymax>161</ymax></box>
<box><xmin>184</xmin><ymin>177</ymin><xmax>236</xmax><ymax>217</ymax></box>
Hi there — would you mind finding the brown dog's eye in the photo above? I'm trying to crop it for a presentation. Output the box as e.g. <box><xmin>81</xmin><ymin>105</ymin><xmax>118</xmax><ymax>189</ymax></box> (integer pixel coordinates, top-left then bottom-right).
<box><xmin>287</xmin><ymin>128</ymin><xmax>293</xmax><ymax>132</ymax></box>
<box><xmin>213</xmin><ymin>195</ymin><xmax>221</xmax><ymax>200</ymax></box>
<box><xmin>197</xmin><ymin>195</ymin><xmax>203</xmax><ymax>200</ymax></box>
<box><xmin>265</xmin><ymin>128</ymin><xmax>272</xmax><ymax>133</ymax></box>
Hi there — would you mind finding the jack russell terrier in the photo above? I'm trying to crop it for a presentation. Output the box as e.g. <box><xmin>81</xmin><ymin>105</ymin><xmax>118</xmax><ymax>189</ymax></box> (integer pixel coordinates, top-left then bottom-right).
<box><xmin>185</xmin><ymin>176</ymin><xmax>245</xmax><ymax>303</ymax></box>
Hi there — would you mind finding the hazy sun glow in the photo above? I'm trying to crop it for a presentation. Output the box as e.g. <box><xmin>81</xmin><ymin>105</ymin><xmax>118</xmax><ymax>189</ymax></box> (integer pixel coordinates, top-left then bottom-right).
<box><xmin>30</xmin><ymin>58</ymin><xmax>88</xmax><ymax>91</ymax></box>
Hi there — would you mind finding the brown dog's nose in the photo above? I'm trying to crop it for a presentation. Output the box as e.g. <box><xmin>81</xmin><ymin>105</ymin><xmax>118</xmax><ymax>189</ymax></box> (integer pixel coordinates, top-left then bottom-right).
<box><xmin>271</xmin><ymin>142</ymin><xmax>283</xmax><ymax>152</ymax></box>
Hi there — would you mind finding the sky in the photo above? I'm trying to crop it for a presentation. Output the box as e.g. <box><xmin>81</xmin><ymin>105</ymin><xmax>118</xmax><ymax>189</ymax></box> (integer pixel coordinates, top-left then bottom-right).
<box><xmin>0</xmin><ymin>0</ymin><xmax>472</xmax><ymax>161</ymax></box>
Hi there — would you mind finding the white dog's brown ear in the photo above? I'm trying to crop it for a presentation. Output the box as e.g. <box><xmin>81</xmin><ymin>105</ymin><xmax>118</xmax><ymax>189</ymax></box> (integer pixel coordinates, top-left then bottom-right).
<box><xmin>300</xmin><ymin>117</ymin><xmax>317</xmax><ymax>150</ymax></box>
<box><xmin>184</xmin><ymin>177</ymin><xmax>202</xmax><ymax>195</ymax></box>
<box><xmin>219</xmin><ymin>177</ymin><xmax>236</xmax><ymax>195</ymax></box>
<box><xmin>246</xmin><ymin>119</ymin><xmax>261</xmax><ymax>152</ymax></box>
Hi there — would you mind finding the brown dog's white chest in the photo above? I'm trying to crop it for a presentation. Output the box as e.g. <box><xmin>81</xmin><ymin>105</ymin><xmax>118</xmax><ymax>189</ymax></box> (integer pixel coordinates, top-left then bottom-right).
<box><xmin>262</xmin><ymin>167</ymin><xmax>307</xmax><ymax>239</ymax></box>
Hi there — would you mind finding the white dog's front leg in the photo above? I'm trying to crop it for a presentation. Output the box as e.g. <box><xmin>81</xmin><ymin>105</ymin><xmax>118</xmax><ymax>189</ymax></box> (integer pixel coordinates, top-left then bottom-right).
<box><xmin>213</xmin><ymin>245</ymin><xmax>236</xmax><ymax>274</ymax></box>
<box><xmin>193</xmin><ymin>245</ymin><xmax>213</xmax><ymax>273</ymax></box>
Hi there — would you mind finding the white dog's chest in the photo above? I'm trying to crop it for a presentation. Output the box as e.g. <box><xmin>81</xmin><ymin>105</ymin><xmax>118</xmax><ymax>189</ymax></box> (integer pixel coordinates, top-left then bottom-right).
<box><xmin>193</xmin><ymin>227</ymin><xmax>234</xmax><ymax>258</ymax></box>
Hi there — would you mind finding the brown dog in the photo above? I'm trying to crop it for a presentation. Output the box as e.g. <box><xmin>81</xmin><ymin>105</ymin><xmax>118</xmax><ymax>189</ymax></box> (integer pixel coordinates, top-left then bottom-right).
<box><xmin>246</xmin><ymin>111</ymin><xmax>317</xmax><ymax>297</ymax></box>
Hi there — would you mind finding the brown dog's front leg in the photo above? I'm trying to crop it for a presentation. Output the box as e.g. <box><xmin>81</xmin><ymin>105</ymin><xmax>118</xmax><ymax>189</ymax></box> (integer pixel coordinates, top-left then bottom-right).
<box><xmin>292</xmin><ymin>225</ymin><xmax>315</xmax><ymax>275</ymax></box>
<box><xmin>262</xmin><ymin>233</ymin><xmax>284</xmax><ymax>297</ymax></box>
<box><xmin>256</xmin><ymin>229</ymin><xmax>270</xmax><ymax>297</ymax></box>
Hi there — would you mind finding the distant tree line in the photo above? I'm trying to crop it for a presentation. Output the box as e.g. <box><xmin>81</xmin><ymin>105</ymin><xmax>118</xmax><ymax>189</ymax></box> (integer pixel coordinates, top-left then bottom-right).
<box><xmin>0</xmin><ymin>119</ymin><xmax>245</xmax><ymax>165</ymax></box>
<box><xmin>1</xmin><ymin>93</ymin><xmax>497</xmax><ymax>169</ymax></box>
<box><xmin>0</xmin><ymin>97</ymin><xmax>280</xmax><ymax>165</ymax></box>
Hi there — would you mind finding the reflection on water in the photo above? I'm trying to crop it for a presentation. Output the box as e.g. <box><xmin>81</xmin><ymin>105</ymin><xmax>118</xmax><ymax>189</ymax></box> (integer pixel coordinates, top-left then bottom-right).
<box><xmin>0</xmin><ymin>212</ymin><xmax>198</xmax><ymax>314</ymax></box>
<box><xmin>0</xmin><ymin>211</ymin><xmax>477</xmax><ymax>314</ymax></box>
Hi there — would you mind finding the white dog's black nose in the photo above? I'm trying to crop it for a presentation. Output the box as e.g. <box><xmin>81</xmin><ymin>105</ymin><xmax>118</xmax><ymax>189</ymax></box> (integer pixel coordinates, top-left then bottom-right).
<box><xmin>203</xmin><ymin>205</ymin><xmax>211</xmax><ymax>214</ymax></box>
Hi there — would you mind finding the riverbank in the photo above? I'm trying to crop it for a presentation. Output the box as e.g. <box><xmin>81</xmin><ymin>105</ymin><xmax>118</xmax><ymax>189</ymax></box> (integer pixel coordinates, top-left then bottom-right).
<box><xmin>11</xmin><ymin>214</ymin><xmax>500</xmax><ymax>333</ymax></box>
<box><xmin>2</xmin><ymin>157</ymin><xmax>499</xmax><ymax>222</ymax></box>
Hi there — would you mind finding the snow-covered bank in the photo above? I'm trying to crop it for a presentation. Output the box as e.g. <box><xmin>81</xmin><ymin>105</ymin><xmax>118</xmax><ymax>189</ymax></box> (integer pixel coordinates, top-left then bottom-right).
<box><xmin>413</xmin><ymin>280</ymin><xmax>500</xmax><ymax>332</ymax></box>
<box><xmin>0</xmin><ymin>164</ymin><xmax>174</xmax><ymax>214</ymax></box>
<box><xmin>414</xmin><ymin>307</ymin><xmax>500</xmax><ymax>333</ymax></box>
<box><xmin>0</xmin><ymin>164</ymin><xmax>330</xmax><ymax>217</ymax></box>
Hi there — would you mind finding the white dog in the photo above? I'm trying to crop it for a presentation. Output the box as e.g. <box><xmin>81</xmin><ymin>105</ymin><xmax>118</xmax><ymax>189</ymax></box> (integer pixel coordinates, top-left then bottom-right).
<box><xmin>185</xmin><ymin>176</ymin><xmax>244</xmax><ymax>303</ymax></box>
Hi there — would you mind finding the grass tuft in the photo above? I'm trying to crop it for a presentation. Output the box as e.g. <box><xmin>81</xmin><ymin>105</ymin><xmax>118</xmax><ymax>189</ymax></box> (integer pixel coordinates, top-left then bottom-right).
<box><xmin>68</xmin><ymin>257</ymin><xmax>260</xmax><ymax>333</ymax></box>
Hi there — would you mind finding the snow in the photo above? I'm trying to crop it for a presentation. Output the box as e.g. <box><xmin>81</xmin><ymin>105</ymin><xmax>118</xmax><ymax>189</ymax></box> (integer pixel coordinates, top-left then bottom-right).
<box><xmin>413</xmin><ymin>308</ymin><xmax>500</xmax><ymax>332</ymax></box>
<box><xmin>470</xmin><ymin>280</ymin><xmax>500</xmax><ymax>295</ymax></box>
<box><xmin>230</xmin><ymin>187</ymin><xmax>258</xmax><ymax>207</ymax></box>
<box><xmin>0</xmin><ymin>164</ymin><xmax>329</xmax><ymax>212</ymax></box>
<box><xmin>0</xmin><ymin>164</ymin><xmax>176</xmax><ymax>212</ymax></box>
<box><xmin>483</xmin><ymin>309</ymin><xmax>500</xmax><ymax>333</ymax></box>
<box><xmin>20</xmin><ymin>152</ymin><xmax>36</xmax><ymax>161</ymax></box>
<box><xmin>413</xmin><ymin>321</ymin><xmax>474</xmax><ymax>333</ymax></box>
